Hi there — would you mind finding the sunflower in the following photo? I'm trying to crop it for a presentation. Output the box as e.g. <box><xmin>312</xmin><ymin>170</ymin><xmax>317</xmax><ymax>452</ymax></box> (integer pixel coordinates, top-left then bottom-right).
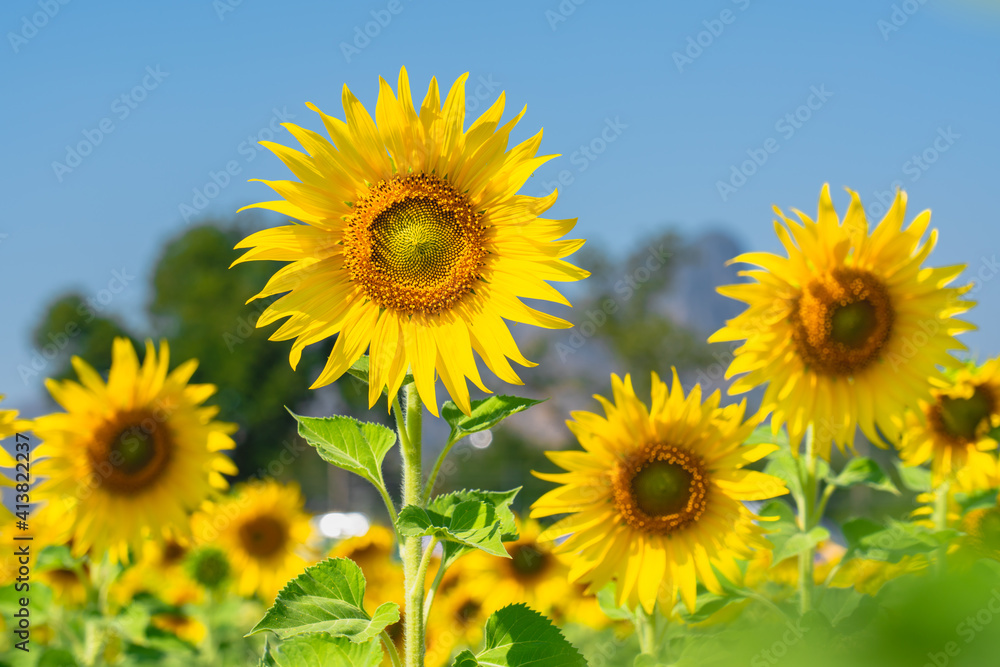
<box><xmin>531</xmin><ymin>371</ymin><xmax>787</xmax><ymax>613</ymax></box>
<box><xmin>232</xmin><ymin>67</ymin><xmax>588</xmax><ymax>415</ymax></box>
<box><xmin>32</xmin><ymin>338</ymin><xmax>237</xmax><ymax>563</ymax></box>
<box><xmin>462</xmin><ymin>517</ymin><xmax>574</xmax><ymax>616</ymax></box>
<box><xmin>960</xmin><ymin>504</ymin><xmax>1000</xmax><ymax>559</ymax></box>
<box><xmin>710</xmin><ymin>185</ymin><xmax>974</xmax><ymax>458</ymax></box>
<box><xmin>899</xmin><ymin>359</ymin><xmax>1000</xmax><ymax>483</ymax></box>
<box><xmin>113</xmin><ymin>536</ymin><xmax>204</xmax><ymax>607</ymax></box>
<box><xmin>191</xmin><ymin>479</ymin><xmax>315</xmax><ymax>601</ymax></box>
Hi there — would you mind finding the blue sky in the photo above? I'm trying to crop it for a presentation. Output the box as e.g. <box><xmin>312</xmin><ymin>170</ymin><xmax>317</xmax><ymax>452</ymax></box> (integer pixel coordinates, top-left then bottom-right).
<box><xmin>2</xmin><ymin>0</ymin><xmax>999</xmax><ymax>412</ymax></box>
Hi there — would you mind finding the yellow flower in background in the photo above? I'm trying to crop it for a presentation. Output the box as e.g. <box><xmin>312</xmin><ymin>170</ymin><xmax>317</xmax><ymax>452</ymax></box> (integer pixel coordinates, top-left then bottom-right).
<box><xmin>830</xmin><ymin>554</ymin><xmax>929</xmax><ymax>596</ymax></box>
<box><xmin>531</xmin><ymin>371</ymin><xmax>787</xmax><ymax>613</ymax></box>
<box><xmin>462</xmin><ymin>517</ymin><xmax>574</xmax><ymax>616</ymax></box>
<box><xmin>0</xmin><ymin>504</ymin><xmax>74</xmax><ymax>589</ymax></box>
<box><xmin>192</xmin><ymin>479</ymin><xmax>315</xmax><ymax>602</ymax></box>
<box><xmin>711</xmin><ymin>185</ymin><xmax>974</xmax><ymax>459</ymax></box>
<box><xmin>232</xmin><ymin>67</ymin><xmax>588</xmax><ymax>416</ymax></box>
<box><xmin>151</xmin><ymin>613</ymin><xmax>207</xmax><ymax>645</ymax></box>
<box><xmin>113</xmin><ymin>536</ymin><xmax>203</xmax><ymax>607</ymax></box>
<box><xmin>899</xmin><ymin>359</ymin><xmax>1000</xmax><ymax>483</ymax></box>
<box><xmin>329</xmin><ymin>525</ymin><xmax>402</xmax><ymax>612</ymax></box>
<box><xmin>1</xmin><ymin>396</ymin><xmax>31</xmax><ymax>519</ymax></box>
<box><xmin>32</xmin><ymin>338</ymin><xmax>238</xmax><ymax>563</ymax></box>
<box><xmin>960</xmin><ymin>504</ymin><xmax>1000</xmax><ymax>559</ymax></box>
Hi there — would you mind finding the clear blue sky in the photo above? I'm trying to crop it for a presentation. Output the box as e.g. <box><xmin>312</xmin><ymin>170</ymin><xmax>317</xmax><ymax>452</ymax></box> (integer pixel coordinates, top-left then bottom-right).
<box><xmin>2</xmin><ymin>0</ymin><xmax>999</xmax><ymax>412</ymax></box>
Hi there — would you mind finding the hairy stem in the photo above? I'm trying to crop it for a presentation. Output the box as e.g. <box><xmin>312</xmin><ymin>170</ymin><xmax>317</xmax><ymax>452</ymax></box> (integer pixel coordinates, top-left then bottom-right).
<box><xmin>401</xmin><ymin>383</ymin><xmax>425</xmax><ymax>667</ymax></box>
<box><xmin>797</xmin><ymin>426</ymin><xmax>818</xmax><ymax>615</ymax></box>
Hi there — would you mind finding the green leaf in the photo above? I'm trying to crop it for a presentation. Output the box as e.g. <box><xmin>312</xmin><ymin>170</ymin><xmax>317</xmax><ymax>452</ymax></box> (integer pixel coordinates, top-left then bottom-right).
<box><xmin>758</xmin><ymin>500</ymin><xmax>830</xmax><ymax>562</ymax></box>
<box><xmin>38</xmin><ymin>650</ymin><xmax>79</xmax><ymax>667</ymax></box>
<box><xmin>988</xmin><ymin>425</ymin><xmax>1000</xmax><ymax>441</ymax></box>
<box><xmin>894</xmin><ymin>461</ymin><xmax>932</xmax><ymax>493</ymax></box>
<box><xmin>397</xmin><ymin>490</ymin><xmax>514</xmax><ymax>561</ymax></box>
<box><xmin>346</xmin><ymin>355</ymin><xmax>413</xmax><ymax>396</ymax></box>
<box><xmin>289</xmin><ymin>411</ymin><xmax>395</xmax><ymax>493</ymax></box>
<box><xmin>441</xmin><ymin>395</ymin><xmax>545</xmax><ymax>442</ymax></box>
<box><xmin>673</xmin><ymin>590</ymin><xmax>747</xmax><ymax>624</ymax></box>
<box><xmin>772</xmin><ymin>526</ymin><xmax>830</xmax><ymax>563</ymax></box>
<box><xmin>452</xmin><ymin>604</ymin><xmax>586</xmax><ymax>667</ymax></box>
<box><xmin>745</xmin><ymin>424</ymin><xmax>789</xmax><ymax>450</ymax></box>
<box><xmin>248</xmin><ymin>558</ymin><xmax>399</xmax><ymax>642</ymax></box>
<box><xmin>830</xmin><ymin>457</ymin><xmax>899</xmax><ymax>495</ymax></box>
<box><xmin>595</xmin><ymin>585</ymin><xmax>633</xmax><ymax>621</ymax></box>
<box><xmin>436</xmin><ymin>488</ymin><xmax>520</xmax><ymax>568</ymax></box>
<box><xmin>260</xmin><ymin>634</ymin><xmax>383</xmax><ymax>667</ymax></box>
<box><xmin>35</xmin><ymin>544</ymin><xmax>86</xmax><ymax>572</ymax></box>
<box><xmin>816</xmin><ymin>587</ymin><xmax>864</xmax><ymax>627</ymax></box>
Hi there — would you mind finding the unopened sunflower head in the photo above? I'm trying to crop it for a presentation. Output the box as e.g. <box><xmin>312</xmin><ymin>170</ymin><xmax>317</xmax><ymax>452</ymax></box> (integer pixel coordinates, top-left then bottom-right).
<box><xmin>31</xmin><ymin>338</ymin><xmax>238</xmax><ymax>564</ymax></box>
<box><xmin>899</xmin><ymin>358</ymin><xmax>1000</xmax><ymax>484</ymax></box>
<box><xmin>530</xmin><ymin>371</ymin><xmax>787</xmax><ymax>614</ymax></box>
<box><xmin>710</xmin><ymin>184</ymin><xmax>975</xmax><ymax>459</ymax></box>
<box><xmin>232</xmin><ymin>67</ymin><xmax>588</xmax><ymax>416</ymax></box>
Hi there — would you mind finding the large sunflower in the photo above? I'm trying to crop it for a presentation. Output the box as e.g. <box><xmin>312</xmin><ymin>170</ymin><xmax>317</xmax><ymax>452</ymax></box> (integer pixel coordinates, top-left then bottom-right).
<box><xmin>710</xmin><ymin>185</ymin><xmax>974</xmax><ymax>458</ymax></box>
<box><xmin>191</xmin><ymin>479</ymin><xmax>315</xmax><ymax>601</ymax></box>
<box><xmin>531</xmin><ymin>371</ymin><xmax>787</xmax><ymax>613</ymax></box>
<box><xmin>32</xmin><ymin>339</ymin><xmax>237</xmax><ymax>563</ymax></box>
<box><xmin>898</xmin><ymin>359</ymin><xmax>1000</xmax><ymax>484</ymax></box>
<box><xmin>232</xmin><ymin>67</ymin><xmax>588</xmax><ymax>415</ymax></box>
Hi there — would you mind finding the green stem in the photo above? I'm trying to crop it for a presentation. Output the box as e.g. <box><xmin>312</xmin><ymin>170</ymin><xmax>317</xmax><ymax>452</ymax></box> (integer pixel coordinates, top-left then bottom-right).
<box><xmin>933</xmin><ymin>479</ymin><xmax>951</xmax><ymax>575</ymax></box>
<box><xmin>423</xmin><ymin>553</ymin><xmax>447</xmax><ymax>619</ymax></box>
<box><xmin>635</xmin><ymin>605</ymin><xmax>658</xmax><ymax>657</ymax></box>
<box><xmin>797</xmin><ymin>427</ymin><xmax>818</xmax><ymax>615</ymax></box>
<box><xmin>401</xmin><ymin>383</ymin><xmax>426</xmax><ymax>667</ymax></box>
<box><xmin>811</xmin><ymin>484</ymin><xmax>836</xmax><ymax>528</ymax></box>
<box><xmin>381</xmin><ymin>630</ymin><xmax>403</xmax><ymax>667</ymax></box>
<box><xmin>422</xmin><ymin>436</ymin><xmax>459</xmax><ymax>505</ymax></box>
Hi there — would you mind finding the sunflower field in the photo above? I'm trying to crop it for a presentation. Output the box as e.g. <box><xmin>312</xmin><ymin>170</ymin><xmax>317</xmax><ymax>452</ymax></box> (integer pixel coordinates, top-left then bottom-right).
<box><xmin>4</xmin><ymin>3</ymin><xmax>1000</xmax><ymax>667</ymax></box>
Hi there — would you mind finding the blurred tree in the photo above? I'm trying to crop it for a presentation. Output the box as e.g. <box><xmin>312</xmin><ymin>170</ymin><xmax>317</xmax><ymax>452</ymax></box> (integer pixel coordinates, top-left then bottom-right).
<box><xmin>31</xmin><ymin>293</ymin><xmax>137</xmax><ymax>382</ymax></box>
<box><xmin>31</xmin><ymin>220</ymin><xmax>338</xmax><ymax>484</ymax></box>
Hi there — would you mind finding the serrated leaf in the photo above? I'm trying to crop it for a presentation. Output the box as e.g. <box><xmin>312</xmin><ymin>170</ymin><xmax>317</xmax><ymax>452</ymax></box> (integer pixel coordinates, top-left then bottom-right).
<box><xmin>830</xmin><ymin>457</ymin><xmax>899</xmax><ymax>495</ymax></box>
<box><xmin>248</xmin><ymin>558</ymin><xmax>399</xmax><ymax>642</ymax></box>
<box><xmin>894</xmin><ymin>461</ymin><xmax>932</xmax><ymax>492</ymax></box>
<box><xmin>346</xmin><ymin>355</ymin><xmax>414</xmax><ymax>396</ymax></box>
<box><xmin>396</xmin><ymin>488</ymin><xmax>520</xmax><ymax>566</ymax></box>
<box><xmin>290</xmin><ymin>411</ymin><xmax>395</xmax><ymax>494</ymax></box>
<box><xmin>454</xmin><ymin>604</ymin><xmax>586</xmax><ymax>667</ymax></box>
<box><xmin>441</xmin><ymin>395</ymin><xmax>545</xmax><ymax>441</ymax></box>
<box><xmin>260</xmin><ymin>634</ymin><xmax>383</xmax><ymax>667</ymax></box>
<box><xmin>435</xmin><ymin>489</ymin><xmax>520</xmax><ymax>568</ymax></box>
<box><xmin>763</xmin><ymin>450</ymin><xmax>804</xmax><ymax>510</ymax></box>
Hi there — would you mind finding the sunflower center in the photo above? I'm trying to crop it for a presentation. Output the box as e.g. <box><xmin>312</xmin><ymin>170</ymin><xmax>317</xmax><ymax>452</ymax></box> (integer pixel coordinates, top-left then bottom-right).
<box><xmin>456</xmin><ymin>599</ymin><xmax>482</xmax><ymax>625</ymax></box>
<box><xmin>632</xmin><ymin>461</ymin><xmax>694</xmax><ymax>517</ymax></box>
<box><xmin>345</xmin><ymin>173</ymin><xmax>487</xmax><ymax>315</ymax></box>
<box><xmin>611</xmin><ymin>443</ymin><xmax>709</xmax><ymax>535</ymax></box>
<box><xmin>931</xmin><ymin>385</ymin><xmax>996</xmax><ymax>444</ymax></box>
<box><xmin>237</xmin><ymin>515</ymin><xmax>288</xmax><ymax>558</ymax></box>
<box><xmin>161</xmin><ymin>540</ymin><xmax>187</xmax><ymax>567</ymax></box>
<box><xmin>508</xmin><ymin>543</ymin><xmax>550</xmax><ymax>580</ymax></box>
<box><xmin>86</xmin><ymin>409</ymin><xmax>172</xmax><ymax>495</ymax></box>
<box><xmin>791</xmin><ymin>268</ymin><xmax>894</xmax><ymax>375</ymax></box>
